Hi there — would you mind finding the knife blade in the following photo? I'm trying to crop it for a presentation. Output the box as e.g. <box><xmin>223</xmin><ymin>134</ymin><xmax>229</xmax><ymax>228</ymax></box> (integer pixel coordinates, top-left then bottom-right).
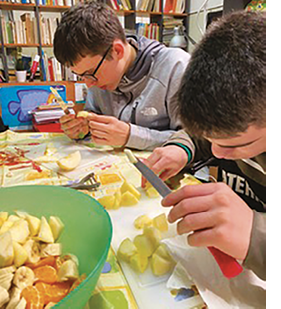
<box><xmin>124</xmin><ymin>149</ymin><xmax>243</xmax><ymax>279</ymax></box>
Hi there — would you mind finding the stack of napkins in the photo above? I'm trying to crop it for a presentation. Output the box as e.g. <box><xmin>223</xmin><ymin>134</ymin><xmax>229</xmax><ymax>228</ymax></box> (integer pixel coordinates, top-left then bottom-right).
<box><xmin>33</xmin><ymin>109</ymin><xmax>75</xmax><ymax>124</ymax></box>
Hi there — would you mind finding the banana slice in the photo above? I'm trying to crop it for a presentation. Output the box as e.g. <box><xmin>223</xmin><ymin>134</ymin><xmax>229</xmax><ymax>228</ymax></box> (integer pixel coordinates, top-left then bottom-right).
<box><xmin>0</xmin><ymin>231</ymin><xmax>14</xmax><ymax>267</ymax></box>
<box><xmin>9</xmin><ymin>219</ymin><xmax>30</xmax><ymax>244</ymax></box>
<box><xmin>41</xmin><ymin>243</ymin><xmax>62</xmax><ymax>257</ymax></box>
<box><xmin>0</xmin><ymin>285</ymin><xmax>9</xmax><ymax>308</ymax></box>
<box><xmin>0</xmin><ymin>265</ymin><xmax>16</xmax><ymax>276</ymax></box>
<box><xmin>36</xmin><ymin>217</ymin><xmax>54</xmax><ymax>243</ymax></box>
<box><xmin>6</xmin><ymin>287</ymin><xmax>21</xmax><ymax>309</ymax></box>
<box><xmin>23</xmin><ymin>239</ymin><xmax>41</xmax><ymax>264</ymax></box>
<box><xmin>0</xmin><ymin>273</ymin><xmax>14</xmax><ymax>290</ymax></box>
<box><xmin>13</xmin><ymin>266</ymin><xmax>35</xmax><ymax>290</ymax></box>
<box><xmin>57</xmin><ymin>260</ymin><xmax>79</xmax><ymax>282</ymax></box>
<box><xmin>13</xmin><ymin>241</ymin><xmax>28</xmax><ymax>267</ymax></box>
<box><xmin>15</xmin><ymin>297</ymin><xmax>27</xmax><ymax>309</ymax></box>
<box><xmin>49</xmin><ymin>216</ymin><xmax>64</xmax><ymax>241</ymax></box>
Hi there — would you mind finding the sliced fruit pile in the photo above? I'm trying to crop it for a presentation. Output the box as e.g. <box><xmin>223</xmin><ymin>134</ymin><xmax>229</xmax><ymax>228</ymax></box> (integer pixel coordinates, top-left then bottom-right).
<box><xmin>117</xmin><ymin>213</ymin><xmax>175</xmax><ymax>276</ymax></box>
<box><xmin>0</xmin><ymin>211</ymin><xmax>85</xmax><ymax>309</ymax></box>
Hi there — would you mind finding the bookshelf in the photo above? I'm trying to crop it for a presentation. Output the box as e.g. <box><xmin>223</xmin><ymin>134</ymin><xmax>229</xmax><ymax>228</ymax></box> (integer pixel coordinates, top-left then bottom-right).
<box><xmin>0</xmin><ymin>0</ymin><xmax>190</xmax><ymax>83</ymax></box>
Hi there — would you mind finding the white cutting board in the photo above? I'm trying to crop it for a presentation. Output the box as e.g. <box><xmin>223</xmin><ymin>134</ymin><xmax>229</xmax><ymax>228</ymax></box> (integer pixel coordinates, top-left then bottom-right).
<box><xmin>108</xmin><ymin>188</ymin><xmax>203</xmax><ymax>309</ymax></box>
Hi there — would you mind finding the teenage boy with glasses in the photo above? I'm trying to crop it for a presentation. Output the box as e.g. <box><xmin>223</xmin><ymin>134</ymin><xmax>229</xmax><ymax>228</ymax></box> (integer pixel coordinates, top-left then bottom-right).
<box><xmin>54</xmin><ymin>1</ymin><xmax>190</xmax><ymax>150</ymax></box>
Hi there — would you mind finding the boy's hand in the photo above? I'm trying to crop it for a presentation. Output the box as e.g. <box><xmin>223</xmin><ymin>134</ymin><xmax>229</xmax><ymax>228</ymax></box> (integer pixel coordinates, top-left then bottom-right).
<box><xmin>162</xmin><ymin>182</ymin><xmax>254</xmax><ymax>261</ymax></box>
<box><xmin>88</xmin><ymin>114</ymin><xmax>130</xmax><ymax>147</ymax></box>
<box><xmin>141</xmin><ymin>146</ymin><xmax>188</xmax><ymax>187</ymax></box>
<box><xmin>60</xmin><ymin>114</ymin><xmax>89</xmax><ymax>139</ymax></box>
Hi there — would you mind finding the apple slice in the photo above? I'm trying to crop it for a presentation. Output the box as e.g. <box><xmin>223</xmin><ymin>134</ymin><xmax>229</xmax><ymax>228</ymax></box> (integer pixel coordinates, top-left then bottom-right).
<box><xmin>13</xmin><ymin>241</ymin><xmax>28</xmax><ymax>267</ymax></box>
<box><xmin>130</xmin><ymin>253</ymin><xmax>148</xmax><ymax>273</ymax></box>
<box><xmin>117</xmin><ymin>238</ymin><xmax>138</xmax><ymax>263</ymax></box>
<box><xmin>57</xmin><ymin>151</ymin><xmax>81</xmax><ymax>171</ymax></box>
<box><xmin>0</xmin><ymin>231</ymin><xmax>14</xmax><ymax>267</ymax></box>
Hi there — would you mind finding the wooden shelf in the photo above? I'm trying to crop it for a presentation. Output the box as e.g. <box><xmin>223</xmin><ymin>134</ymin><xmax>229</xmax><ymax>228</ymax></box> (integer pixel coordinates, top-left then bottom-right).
<box><xmin>4</xmin><ymin>44</ymin><xmax>39</xmax><ymax>48</ymax></box>
<box><xmin>135</xmin><ymin>10</ymin><xmax>162</xmax><ymax>15</ymax></box>
<box><xmin>0</xmin><ymin>2</ymin><xmax>35</xmax><ymax>11</ymax></box>
<box><xmin>38</xmin><ymin>5</ymin><xmax>71</xmax><ymax>12</ymax></box>
<box><xmin>163</xmin><ymin>12</ymin><xmax>188</xmax><ymax>17</ymax></box>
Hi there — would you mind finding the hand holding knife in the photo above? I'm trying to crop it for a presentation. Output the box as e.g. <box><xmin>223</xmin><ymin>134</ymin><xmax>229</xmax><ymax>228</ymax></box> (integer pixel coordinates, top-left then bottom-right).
<box><xmin>125</xmin><ymin>149</ymin><xmax>243</xmax><ymax>279</ymax></box>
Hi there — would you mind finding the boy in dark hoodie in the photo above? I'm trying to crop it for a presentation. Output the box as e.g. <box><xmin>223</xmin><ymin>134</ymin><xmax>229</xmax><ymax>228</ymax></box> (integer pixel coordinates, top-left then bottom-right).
<box><xmin>54</xmin><ymin>1</ymin><xmax>190</xmax><ymax>150</ymax></box>
<box><xmin>143</xmin><ymin>11</ymin><xmax>266</xmax><ymax>281</ymax></box>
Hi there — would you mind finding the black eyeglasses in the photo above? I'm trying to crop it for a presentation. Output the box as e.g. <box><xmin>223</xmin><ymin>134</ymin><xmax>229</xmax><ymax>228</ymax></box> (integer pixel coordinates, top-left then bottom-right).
<box><xmin>75</xmin><ymin>46</ymin><xmax>111</xmax><ymax>82</ymax></box>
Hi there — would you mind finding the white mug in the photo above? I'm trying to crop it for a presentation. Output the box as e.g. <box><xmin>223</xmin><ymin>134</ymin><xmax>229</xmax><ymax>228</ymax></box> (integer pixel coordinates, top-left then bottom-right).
<box><xmin>16</xmin><ymin>70</ymin><xmax>27</xmax><ymax>82</ymax></box>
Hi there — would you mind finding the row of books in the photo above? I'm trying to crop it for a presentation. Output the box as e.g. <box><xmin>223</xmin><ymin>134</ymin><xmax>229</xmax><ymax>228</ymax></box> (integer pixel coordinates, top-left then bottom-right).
<box><xmin>1</xmin><ymin>13</ymin><xmax>38</xmax><ymax>44</ymax></box>
<box><xmin>136</xmin><ymin>22</ymin><xmax>159</xmax><ymax>41</ymax></box>
<box><xmin>136</xmin><ymin>0</ymin><xmax>185</xmax><ymax>13</ymax></box>
<box><xmin>0</xmin><ymin>0</ymin><xmax>74</xmax><ymax>5</ymax></box>
<box><xmin>41</xmin><ymin>51</ymin><xmax>62</xmax><ymax>81</ymax></box>
<box><xmin>1</xmin><ymin>13</ymin><xmax>59</xmax><ymax>45</ymax></box>
<box><xmin>108</xmin><ymin>0</ymin><xmax>132</xmax><ymax>11</ymax></box>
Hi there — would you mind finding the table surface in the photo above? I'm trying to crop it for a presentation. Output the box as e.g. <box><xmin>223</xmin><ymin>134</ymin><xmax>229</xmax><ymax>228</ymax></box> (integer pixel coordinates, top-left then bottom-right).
<box><xmin>0</xmin><ymin>130</ymin><xmax>206</xmax><ymax>309</ymax></box>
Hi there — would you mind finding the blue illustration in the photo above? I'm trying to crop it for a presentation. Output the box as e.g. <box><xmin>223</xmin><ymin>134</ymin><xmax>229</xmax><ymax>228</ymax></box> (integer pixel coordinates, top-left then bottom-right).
<box><xmin>0</xmin><ymin>85</ymin><xmax>66</xmax><ymax>128</ymax></box>
<box><xmin>9</xmin><ymin>89</ymin><xmax>50</xmax><ymax>123</ymax></box>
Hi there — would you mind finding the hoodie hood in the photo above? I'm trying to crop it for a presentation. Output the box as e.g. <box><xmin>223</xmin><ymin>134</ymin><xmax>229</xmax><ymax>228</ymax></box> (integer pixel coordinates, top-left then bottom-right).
<box><xmin>117</xmin><ymin>35</ymin><xmax>165</xmax><ymax>89</ymax></box>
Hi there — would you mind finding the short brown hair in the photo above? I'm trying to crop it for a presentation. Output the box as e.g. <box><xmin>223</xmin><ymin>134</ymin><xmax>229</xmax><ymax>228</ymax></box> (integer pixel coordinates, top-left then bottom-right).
<box><xmin>54</xmin><ymin>1</ymin><xmax>126</xmax><ymax>66</ymax></box>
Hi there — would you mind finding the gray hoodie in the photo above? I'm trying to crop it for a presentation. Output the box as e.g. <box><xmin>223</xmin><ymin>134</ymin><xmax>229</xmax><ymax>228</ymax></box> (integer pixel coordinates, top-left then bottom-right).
<box><xmin>85</xmin><ymin>35</ymin><xmax>190</xmax><ymax>150</ymax></box>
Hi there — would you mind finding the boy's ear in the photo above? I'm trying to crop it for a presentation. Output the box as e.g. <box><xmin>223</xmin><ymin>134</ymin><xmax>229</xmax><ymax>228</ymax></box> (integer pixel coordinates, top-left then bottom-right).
<box><xmin>112</xmin><ymin>40</ymin><xmax>125</xmax><ymax>60</ymax></box>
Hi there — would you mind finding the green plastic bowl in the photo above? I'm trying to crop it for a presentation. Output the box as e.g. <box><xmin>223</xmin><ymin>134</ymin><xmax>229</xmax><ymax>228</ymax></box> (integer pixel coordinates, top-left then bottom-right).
<box><xmin>0</xmin><ymin>185</ymin><xmax>112</xmax><ymax>309</ymax></box>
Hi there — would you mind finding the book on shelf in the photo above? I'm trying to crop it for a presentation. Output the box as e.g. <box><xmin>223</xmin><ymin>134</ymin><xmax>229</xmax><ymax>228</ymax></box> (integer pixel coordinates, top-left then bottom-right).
<box><xmin>136</xmin><ymin>22</ymin><xmax>159</xmax><ymax>40</ymax></box>
<box><xmin>163</xmin><ymin>0</ymin><xmax>185</xmax><ymax>13</ymax></box>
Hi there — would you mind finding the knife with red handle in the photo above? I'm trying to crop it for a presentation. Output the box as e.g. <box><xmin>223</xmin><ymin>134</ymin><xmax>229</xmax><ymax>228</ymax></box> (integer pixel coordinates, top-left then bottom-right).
<box><xmin>125</xmin><ymin>149</ymin><xmax>243</xmax><ymax>279</ymax></box>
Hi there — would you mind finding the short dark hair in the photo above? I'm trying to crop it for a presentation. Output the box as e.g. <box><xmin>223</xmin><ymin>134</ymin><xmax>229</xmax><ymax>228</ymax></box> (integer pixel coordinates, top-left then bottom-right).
<box><xmin>178</xmin><ymin>11</ymin><xmax>266</xmax><ymax>138</ymax></box>
<box><xmin>54</xmin><ymin>1</ymin><xmax>126</xmax><ymax>66</ymax></box>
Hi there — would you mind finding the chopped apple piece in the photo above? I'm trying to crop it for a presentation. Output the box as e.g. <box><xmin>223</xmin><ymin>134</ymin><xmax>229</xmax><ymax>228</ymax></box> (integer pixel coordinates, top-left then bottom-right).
<box><xmin>120</xmin><ymin>191</ymin><xmax>139</xmax><ymax>207</ymax></box>
<box><xmin>133</xmin><ymin>234</ymin><xmax>155</xmax><ymax>257</ymax></box>
<box><xmin>49</xmin><ymin>216</ymin><xmax>64</xmax><ymax>241</ymax></box>
<box><xmin>26</xmin><ymin>214</ymin><xmax>41</xmax><ymax>236</ymax></box>
<box><xmin>9</xmin><ymin>219</ymin><xmax>30</xmax><ymax>244</ymax></box>
<box><xmin>154</xmin><ymin>244</ymin><xmax>173</xmax><ymax>262</ymax></box>
<box><xmin>13</xmin><ymin>241</ymin><xmax>28</xmax><ymax>267</ymax></box>
<box><xmin>0</xmin><ymin>231</ymin><xmax>14</xmax><ymax>267</ymax></box>
<box><xmin>134</xmin><ymin>215</ymin><xmax>152</xmax><ymax>229</ymax></box>
<box><xmin>180</xmin><ymin>174</ymin><xmax>202</xmax><ymax>187</ymax></box>
<box><xmin>77</xmin><ymin>111</ymin><xmax>89</xmax><ymax>118</ymax></box>
<box><xmin>113</xmin><ymin>190</ymin><xmax>121</xmax><ymax>209</ymax></box>
<box><xmin>0</xmin><ymin>212</ymin><xmax>8</xmax><ymax>228</ymax></box>
<box><xmin>151</xmin><ymin>252</ymin><xmax>174</xmax><ymax>276</ymax></box>
<box><xmin>97</xmin><ymin>195</ymin><xmax>116</xmax><ymax>210</ymax></box>
<box><xmin>37</xmin><ymin>217</ymin><xmax>54</xmax><ymax>243</ymax></box>
<box><xmin>145</xmin><ymin>186</ymin><xmax>160</xmax><ymax>198</ymax></box>
<box><xmin>153</xmin><ymin>213</ymin><xmax>168</xmax><ymax>232</ymax></box>
<box><xmin>57</xmin><ymin>151</ymin><xmax>81</xmax><ymax>171</ymax></box>
<box><xmin>129</xmin><ymin>253</ymin><xmax>148</xmax><ymax>273</ymax></box>
<box><xmin>58</xmin><ymin>260</ymin><xmax>79</xmax><ymax>281</ymax></box>
<box><xmin>117</xmin><ymin>238</ymin><xmax>138</xmax><ymax>263</ymax></box>
<box><xmin>0</xmin><ymin>220</ymin><xmax>14</xmax><ymax>234</ymax></box>
<box><xmin>143</xmin><ymin>226</ymin><xmax>162</xmax><ymax>248</ymax></box>
<box><xmin>121</xmin><ymin>181</ymin><xmax>141</xmax><ymax>200</ymax></box>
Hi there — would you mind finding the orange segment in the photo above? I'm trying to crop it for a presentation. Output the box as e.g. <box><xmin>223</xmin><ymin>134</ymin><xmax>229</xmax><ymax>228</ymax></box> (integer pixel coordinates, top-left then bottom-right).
<box><xmin>48</xmin><ymin>282</ymin><xmax>71</xmax><ymax>303</ymax></box>
<box><xmin>34</xmin><ymin>265</ymin><xmax>57</xmax><ymax>284</ymax></box>
<box><xmin>21</xmin><ymin>286</ymin><xmax>44</xmax><ymax>309</ymax></box>
<box><xmin>26</xmin><ymin>256</ymin><xmax>56</xmax><ymax>269</ymax></box>
<box><xmin>69</xmin><ymin>273</ymin><xmax>87</xmax><ymax>292</ymax></box>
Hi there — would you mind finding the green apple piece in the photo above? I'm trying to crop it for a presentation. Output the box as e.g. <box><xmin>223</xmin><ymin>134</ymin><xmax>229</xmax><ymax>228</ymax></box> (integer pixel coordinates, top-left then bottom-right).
<box><xmin>0</xmin><ymin>212</ymin><xmax>8</xmax><ymax>228</ymax></box>
<box><xmin>117</xmin><ymin>238</ymin><xmax>138</xmax><ymax>263</ymax></box>
<box><xmin>134</xmin><ymin>214</ymin><xmax>152</xmax><ymax>229</ymax></box>
<box><xmin>129</xmin><ymin>253</ymin><xmax>148</xmax><ymax>273</ymax></box>
<box><xmin>151</xmin><ymin>252</ymin><xmax>174</xmax><ymax>276</ymax></box>
<box><xmin>0</xmin><ymin>231</ymin><xmax>14</xmax><ymax>267</ymax></box>
<box><xmin>120</xmin><ymin>181</ymin><xmax>141</xmax><ymax>200</ymax></box>
<box><xmin>133</xmin><ymin>234</ymin><xmax>155</xmax><ymax>257</ymax></box>
<box><xmin>13</xmin><ymin>241</ymin><xmax>28</xmax><ymax>267</ymax></box>
<box><xmin>77</xmin><ymin>111</ymin><xmax>89</xmax><ymax>118</ymax></box>
<box><xmin>9</xmin><ymin>220</ymin><xmax>30</xmax><ymax>244</ymax></box>
<box><xmin>145</xmin><ymin>186</ymin><xmax>160</xmax><ymax>198</ymax></box>
<box><xmin>97</xmin><ymin>195</ymin><xmax>116</xmax><ymax>210</ymax></box>
<box><xmin>180</xmin><ymin>174</ymin><xmax>202</xmax><ymax>187</ymax></box>
<box><xmin>154</xmin><ymin>244</ymin><xmax>173</xmax><ymax>261</ymax></box>
<box><xmin>26</xmin><ymin>214</ymin><xmax>41</xmax><ymax>236</ymax></box>
<box><xmin>152</xmin><ymin>213</ymin><xmax>169</xmax><ymax>232</ymax></box>
<box><xmin>120</xmin><ymin>191</ymin><xmax>139</xmax><ymax>207</ymax></box>
<box><xmin>49</xmin><ymin>216</ymin><xmax>64</xmax><ymax>241</ymax></box>
<box><xmin>57</xmin><ymin>151</ymin><xmax>81</xmax><ymax>171</ymax></box>
<box><xmin>143</xmin><ymin>226</ymin><xmax>162</xmax><ymax>248</ymax></box>
<box><xmin>37</xmin><ymin>217</ymin><xmax>54</xmax><ymax>243</ymax></box>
